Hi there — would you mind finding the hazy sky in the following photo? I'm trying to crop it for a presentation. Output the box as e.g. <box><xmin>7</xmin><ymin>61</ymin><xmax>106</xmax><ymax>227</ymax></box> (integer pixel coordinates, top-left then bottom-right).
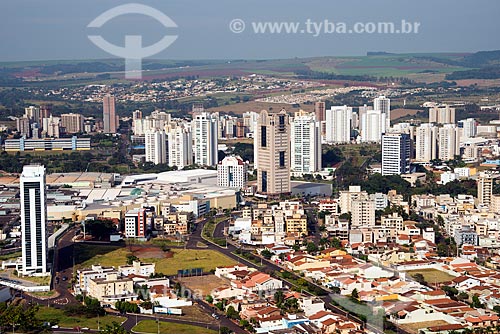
<box><xmin>1</xmin><ymin>0</ymin><xmax>499</xmax><ymax>62</ymax></box>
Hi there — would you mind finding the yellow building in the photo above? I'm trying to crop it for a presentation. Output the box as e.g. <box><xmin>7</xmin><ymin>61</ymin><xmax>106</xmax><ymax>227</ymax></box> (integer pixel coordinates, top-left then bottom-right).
<box><xmin>88</xmin><ymin>273</ymin><xmax>135</xmax><ymax>302</ymax></box>
<box><xmin>285</xmin><ymin>213</ymin><xmax>307</xmax><ymax>234</ymax></box>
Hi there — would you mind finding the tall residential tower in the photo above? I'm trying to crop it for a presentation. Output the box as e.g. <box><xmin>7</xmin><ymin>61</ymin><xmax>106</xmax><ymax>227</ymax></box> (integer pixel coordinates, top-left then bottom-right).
<box><xmin>21</xmin><ymin>165</ymin><xmax>48</xmax><ymax>276</ymax></box>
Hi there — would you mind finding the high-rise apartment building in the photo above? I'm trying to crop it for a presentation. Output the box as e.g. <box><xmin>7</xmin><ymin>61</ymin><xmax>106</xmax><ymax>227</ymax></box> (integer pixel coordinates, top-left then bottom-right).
<box><xmin>429</xmin><ymin>105</ymin><xmax>456</xmax><ymax>124</ymax></box>
<box><xmin>192</xmin><ymin>112</ymin><xmax>218</xmax><ymax>166</ymax></box>
<box><xmin>438</xmin><ymin>124</ymin><xmax>461</xmax><ymax>162</ymax></box>
<box><xmin>360</xmin><ymin>109</ymin><xmax>386</xmax><ymax>143</ymax></box>
<box><xmin>256</xmin><ymin>109</ymin><xmax>291</xmax><ymax>196</ymax></box>
<box><xmin>458</xmin><ymin>118</ymin><xmax>477</xmax><ymax>139</ymax></box>
<box><xmin>290</xmin><ymin>111</ymin><xmax>322</xmax><ymax>176</ymax></box>
<box><xmin>145</xmin><ymin>130</ymin><xmax>167</xmax><ymax>165</ymax></box>
<box><xmin>478</xmin><ymin>172</ymin><xmax>494</xmax><ymax>207</ymax></box>
<box><xmin>381</xmin><ymin>133</ymin><xmax>411</xmax><ymax>175</ymax></box>
<box><xmin>325</xmin><ymin>105</ymin><xmax>352</xmax><ymax>143</ymax></box>
<box><xmin>351</xmin><ymin>199</ymin><xmax>375</xmax><ymax>227</ymax></box>
<box><xmin>21</xmin><ymin>165</ymin><xmax>48</xmax><ymax>275</ymax></box>
<box><xmin>374</xmin><ymin>95</ymin><xmax>391</xmax><ymax>129</ymax></box>
<box><xmin>61</xmin><ymin>113</ymin><xmax>84</xmax><ymax>134</ymax></box>
<box><xmin>415</xmin><ymin>123</ymin><xmax>438</xmax><ymax>163</ymax></box>
<box><xmin>167</xmin><ymin>122</ymin><xmax>193</xmax><ymax>169</ymax></box>
<box><xmin>315</xmin><ymin>102</ymin><xmax>326</xmax><ymax>137</ymax></box>
<box><xmin>103</xmin><ymin>95</ymin><xmax>118</xmax><ymax>133</ymax></box>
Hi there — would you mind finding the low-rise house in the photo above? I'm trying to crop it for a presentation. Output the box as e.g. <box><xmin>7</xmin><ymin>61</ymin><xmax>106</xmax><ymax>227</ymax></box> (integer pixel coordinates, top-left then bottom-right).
<box><xmin>87</xmin><ymin>273</ymin><xmax>137</xmax><ymax>304</ymax></box>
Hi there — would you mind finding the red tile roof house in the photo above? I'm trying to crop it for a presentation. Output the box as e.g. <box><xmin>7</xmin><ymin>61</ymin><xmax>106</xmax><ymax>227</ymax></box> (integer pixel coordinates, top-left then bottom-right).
<box><xmin>465</xmin><ymin>314</ymin><xmax>499</xmax><ymax>328</ymax></box>
<box><xmin>451</xmin><ymin>276</ymin><xmax>481</xmax><ymax>291</ymax></box>
<box><xmin>232</xmin><ymin>271</ymin><xmax>283</xmax><ymax>293</ymax></box>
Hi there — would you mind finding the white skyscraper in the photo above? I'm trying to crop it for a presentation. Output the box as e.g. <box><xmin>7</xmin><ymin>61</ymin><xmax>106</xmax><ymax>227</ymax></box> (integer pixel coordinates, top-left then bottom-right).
<box><xmin>382</xmin><ymin>133</ymin><xmax>411</xmax><ymax>176</ymax></box>
<box><xmin>21</xmin><ymin>165</ymin><xmax>48</xmax><ymax>276</ymax></box>
<box><xmin>145</xmin><ymin>130</ymin><xmax>167</xmax><ymax>165</ymax></box>
<box><xmin>290</xmin><ymin>111</ymin><xmax>322</xmax><ymax>176</ymax></box>
<box><xmin>438</xmin><ymin>124</ymin><xmax>461</xmax><ymax>162</ymax></box>
<box><xmin>459</xmin><ymin>118</ymin><xmax>477</xmax><ymax>140</ymax></box>
<box><xmin>167</xmin><ymin>123</ymin><xmax>193</xmax><ymax>169</ymax></box>
<box><xmin>325</xmin><ymin>105</ymin><xmax>352</xmax><ymax>143</ymax></box>
<box><xmin>360</xmin><ymin>109</ymin><xmax>386</xmax><ymax>143</ymax></box>
<box><xmin>415</xmin><ymin>123</ymin><xmax>438</xmax><ymax>163</ymax></box>
<box><xmin>217</xmin><ymin>156</ymin><xmax>248</xmax><ymax>189</ymax></box>
<box><xmin>193</xmin><ymin>112</ymin><xmax>218</xmax><ymax>166</ymax></box>
<box><xmin>374</xmin><ymin>95</ymin><xmax>391</xmax><ymax>129</ymax></box>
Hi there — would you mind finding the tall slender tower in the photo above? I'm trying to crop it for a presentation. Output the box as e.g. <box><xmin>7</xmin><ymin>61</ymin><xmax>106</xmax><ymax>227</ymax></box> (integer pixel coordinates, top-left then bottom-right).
<box><xmin>290</xmin><ymin>111</ymin><xmax>322</xmax><ymax>176</ymax></box>
<box><xmin>103</xmin><ymin>95</ymin><xmax>117</xmax><ymax>133</ymax></box>
<box><xmin>192</xmin><ymin>112</ymin><xmax>218</xmax><ymax>166</ymax></box>
<box><xmin>21</xmin><ymin>165</ymin><xmax>48</xmax><ymax>276</ymax></box>
<box><xmin>256</xmin><ymin>109</ymin><xmax>291</xmax><ymax>196</ymax></box>
<box><xmin>374</xmin><ymin>95</ymin><xmax>391</xmax><ymax>129</ymax></box>
<box><xmin>145</xmin><ymin>130</ymin><xmax>167</xmax><ymax>165</ymax></box>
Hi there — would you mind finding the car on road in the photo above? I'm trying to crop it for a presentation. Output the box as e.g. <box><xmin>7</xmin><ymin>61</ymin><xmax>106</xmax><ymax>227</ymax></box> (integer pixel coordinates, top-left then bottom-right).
<box><xmin>211</xmin><ymin>313</ymin><xmax>220</xmax><ymax>320</ymax></box>
<box><xmin>51</xmin><ymin>325</ymin><xmax>59</xmax><ymax>329</ymax></box>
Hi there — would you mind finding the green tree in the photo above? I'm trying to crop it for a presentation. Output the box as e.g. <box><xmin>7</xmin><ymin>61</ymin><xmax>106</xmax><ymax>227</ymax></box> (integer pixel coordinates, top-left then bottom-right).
<box><xmin>226</xmin><ymin>306</ymin><xmax>240</xmax><ymax>320</ymax></box>
<box><xmin>306</xmin><ymin>242</ymin><xmax>318</xmax><ymax>254</ymax></box>
<box><xmin>472</xmin><ymin>295</ymin><xmax>484</xmax><ymax>309</ymax></box>
<box><xmin>261</xmin><ymin>249</ymin><xmax>273</xmax><ymax>260</ymax></box>
<box><xmin>274</xmin><ymin>290</ymin><xmax>285</xmax><ymax>308</ymax></box>
<box><xmin>100</xmin><ymin>321</ymin><xmax>130</xmax><ymax>334</ymax></box>
<box><xmin>351</xmin><ymin>288</ymin><xmax>359</xmax><ymax>300</ymax></box>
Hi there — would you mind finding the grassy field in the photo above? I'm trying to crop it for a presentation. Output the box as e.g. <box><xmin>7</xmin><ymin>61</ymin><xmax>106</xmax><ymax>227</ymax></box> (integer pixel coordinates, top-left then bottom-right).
<box><xmin>75</xmin><ymin>244</ymin><xmax>127</xmax><ymax>268</ymax></box>
<box><xmin>133</xmin><ymin>320</ymin><xmax>217</xmax><ymax>334</ymax></box>
<box><xmin>405</xmin><ymin>269</ymin><xmax>456</xmax><ymax>284</ymax></box>
<box><xmin>37</xmin><ymin>307</ymin><xmax>125</xmax><ymax>329</ymax></box>
<box><xmin>29</xmin><ymin>290</ymin><xmax>58</xmax><ymax>298</ymax></box>
<box><xmin>75</xmin><ymin>243</ymin><xmax>235</xmax><ymax>276</ymax></box>
<box><xmin>0</xmin><ymin>251</ymin><xmax>21</xmax><ymax>261</ymax></box>
<box><xmin>152</xmin><ymin>249</ymin><xmax>236</xmax><ymax>275</ymax></box>
<box><xmin>20</xmin><ymin>275</ymin><xmax>51</xmax><ymax>285</ymax></box>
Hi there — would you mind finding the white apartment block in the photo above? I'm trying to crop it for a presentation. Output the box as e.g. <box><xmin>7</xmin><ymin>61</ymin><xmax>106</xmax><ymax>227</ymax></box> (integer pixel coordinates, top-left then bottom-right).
<box><xmin>290</xmin><ymin>111</ymin><xmax>322</xmax><ymax>176</ymax></box>
<box><xmin>415</xmin><ymin>123</ymin><xmax>438</xmax><ymax>163</ymax></box>
<box><xmin>193</xmin><ymin>112</ymin><xmax>218</xmax><ymax>166</ymax></box>
<box><xmin>145</xmin><ymin>130</ymin><xmax>167</xmax><ymax>165</ymax></box>
<box><xmin>166</xmin><ymin>123</ymin><xmax>193</xmax><ymax>169</ymax></box>
<box><xmin>360</xmin><ymin>109</ymin><xmax>386</xmax><ymax>143</ymax></box>
<box><xmin>374</xmin><ymin>95</ymin><xmax>391</xmax><ymax>129</ymax></box>
<box><xmin>438</xmin><ymin>124</ymin><xmax>460</xmax><ymax>162</ymax></box>
<box><xmin>325</xmin><ymin>105</ymin><xmax>352</xmax><ymax>143</ymax></box>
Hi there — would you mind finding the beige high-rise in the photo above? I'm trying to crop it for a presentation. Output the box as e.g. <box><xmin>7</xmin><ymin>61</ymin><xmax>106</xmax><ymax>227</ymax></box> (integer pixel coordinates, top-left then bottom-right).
<box><xmin>61</xmin><ymin>113</ymin><xmax>84</xmax><ymax>133</ymax></box>
<box><xmin>256</xmin><ymin>109</ymin><xmax>291</xmax><ymax>196</ymax></box>
<box><xmin>103</xmin><ymin>95</ymin><xmax>117</xmax><ymax>133</ymax></box>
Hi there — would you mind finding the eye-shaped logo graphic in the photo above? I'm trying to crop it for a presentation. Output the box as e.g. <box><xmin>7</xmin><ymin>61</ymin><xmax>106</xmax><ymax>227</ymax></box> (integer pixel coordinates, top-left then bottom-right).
<box><xmin>87</xmin><ymin>3</ymin><xmax>178</xmax><ymax>79</ymax></box>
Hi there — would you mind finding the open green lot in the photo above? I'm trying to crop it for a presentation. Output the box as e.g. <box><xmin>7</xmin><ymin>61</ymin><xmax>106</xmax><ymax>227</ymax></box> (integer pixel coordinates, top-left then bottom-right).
<box><xmin>0</xmin><ymin>251</ymin><xmax>21</xmax><ymax>261</ymax></box>
<box><xmin>37</xmin><ymin>307</ymin><xmax>125</xmax><ymax>329</ymax></box>
<box><xmin>146</xmin><ymin>249</ymin><xmax>236</xmax><ymax>276</ymax></box>
<box><xmin>405</xmin><ymin>269</ymin><xmax>456</xmax><ymax>284</ymax></box>
<box><xmin>133</xmin><ymin>320</ymin><xmax>217</xmax><ymax>334</ymax></box>
<box><xmin>75</xmin><ymin>243</ymin><xmax>235</xmax><ymax>276</ymax></box>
